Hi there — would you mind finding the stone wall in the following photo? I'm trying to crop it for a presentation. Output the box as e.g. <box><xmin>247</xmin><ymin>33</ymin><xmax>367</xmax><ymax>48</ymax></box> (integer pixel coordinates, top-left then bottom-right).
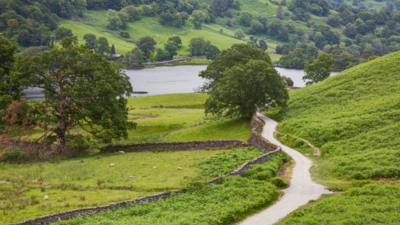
<box><xmin>247</xmin><ymin>113</ymin><xmax>278</xmax><ymax>151</ymax></box>
<box><xmin>100</xmin><ymin>140</ymin><xmax>250</xmax><ymax>153</ymax></box>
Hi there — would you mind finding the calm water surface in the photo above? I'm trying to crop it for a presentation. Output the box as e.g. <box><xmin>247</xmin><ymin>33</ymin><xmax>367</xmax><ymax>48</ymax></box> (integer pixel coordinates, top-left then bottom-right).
<box><xmin>24</xmin><ymin>65</ymin><xmax>340</xmax><ymax>99</ymax></box>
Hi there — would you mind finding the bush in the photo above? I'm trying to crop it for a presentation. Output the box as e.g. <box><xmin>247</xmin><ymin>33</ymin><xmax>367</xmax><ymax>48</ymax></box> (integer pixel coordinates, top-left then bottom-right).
<box><xmin>121</xmin><ymin>31</ymin><xmax>130</xmax><ymax>38</ymax></box>
<box><xmin>295</xmin><ymin>139</ymin><xmax>306</xmax><ymax>147</ymax></box>
<box><xmin>1</xmin><ymin>148</ymin><xmax>27</xmax><ymax>161</ymax></box>
<box><xmin>270</xmin><ymin>177</ymin><xmax>286</xmax><ymax>188</ymax></box>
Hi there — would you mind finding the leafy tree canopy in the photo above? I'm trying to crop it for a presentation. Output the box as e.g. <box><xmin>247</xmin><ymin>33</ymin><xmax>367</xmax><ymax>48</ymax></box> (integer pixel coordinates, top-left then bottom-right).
<box><xmin>199</xmin><ymin>43</ymin><xmax>272</xmax><ymax>91</ymax></box>
<box><xmin>204</xmin><ymin>58</ymin><xmax>288</xmax><ymax>119</ymax></box>
<box><xmin>303</xmin><ymin>52</ymin><xmax>335</xmax><ymax>85</ymax></box>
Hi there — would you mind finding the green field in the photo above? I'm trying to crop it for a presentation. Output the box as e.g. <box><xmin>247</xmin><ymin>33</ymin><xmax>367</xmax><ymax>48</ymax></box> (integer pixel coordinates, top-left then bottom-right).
<box><xmin>54</xmin><ymin>150</ymin><xmax>290</xmax><ymax>225</ymax></box>
<box><xmin>0</xmin><ymin>149</ymin><xmax>232</xmax><ymax>224</ymax></box>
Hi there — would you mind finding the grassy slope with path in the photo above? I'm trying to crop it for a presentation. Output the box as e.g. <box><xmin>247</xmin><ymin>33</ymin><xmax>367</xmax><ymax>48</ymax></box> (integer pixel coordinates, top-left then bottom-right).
<box><xmin>262</xmin><ymin>51</ymin><xmax>400</xmax><ymax>223</ymax></box>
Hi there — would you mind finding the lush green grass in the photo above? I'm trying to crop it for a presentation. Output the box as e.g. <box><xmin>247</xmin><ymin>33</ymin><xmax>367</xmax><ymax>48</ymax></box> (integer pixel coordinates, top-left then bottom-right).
<box><xmin>265</xmin><ymin>51</ymin><xmax>400</xmax><ymax>180</ymax></box>
<box><xmin>54</xmin><ymin>151</ymin><xmax>288</xmax><ymax>225</ymax></box>
<box><xmin>126</xmin><ymin>93</ymin><xmax>208</xmax><ymax>108</ymax></box>
<box><xmin>0</xmin><ymin>149</ymin><xmax>229</xmax><ymax>224</ymax></box>
<box><xmin>164</xmin><ymin>118</ymin><xmax>251</xmax><ymax>142</ymax></box>
<box><xmin>280</xmin><ymin>182</ymin><xmax>400</xmax><ymax>224</ymax></box>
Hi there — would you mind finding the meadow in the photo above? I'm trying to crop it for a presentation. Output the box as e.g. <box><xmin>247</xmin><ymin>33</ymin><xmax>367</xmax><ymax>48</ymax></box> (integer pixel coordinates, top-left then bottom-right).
<box><xmin>0</xmin><ymin>149</ymin><xmax>227</xmax><ymax>224</ymax></box>
<box><xmin>264</xmin><ymin>51</ymin><xmax>400</xmax><ymax>180</ymax></box>
<box><xmin>54</xmin><ymin>151</ymin><xmax>289</xmax><ymax>225</ymax></box>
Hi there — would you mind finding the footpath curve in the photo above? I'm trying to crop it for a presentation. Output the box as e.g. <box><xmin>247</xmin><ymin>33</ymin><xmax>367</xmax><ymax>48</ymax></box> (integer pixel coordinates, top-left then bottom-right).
<box><xmin>240</xmin><ymin>113</ymin><xmax>332</xmax><ymax>225</ymax></box>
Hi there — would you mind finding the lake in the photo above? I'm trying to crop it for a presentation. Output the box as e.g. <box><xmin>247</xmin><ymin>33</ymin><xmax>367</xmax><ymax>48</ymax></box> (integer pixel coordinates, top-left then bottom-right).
<box><xmin>24</xmin><ymin>65</ymin><xmax>340</xmax><ymax>99</ymax></box>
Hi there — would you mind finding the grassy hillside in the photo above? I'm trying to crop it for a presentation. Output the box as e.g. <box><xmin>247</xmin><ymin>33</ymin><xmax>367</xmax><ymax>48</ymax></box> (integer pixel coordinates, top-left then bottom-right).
<box><xmin>266</xmin><ymin>51</ymin><xmax>400</xmax><ymax>180</ymax></box>
<box><xmin>62</xmin><ymin>11</ymin><xmax>251</xmax><ymax>55</ymax></box>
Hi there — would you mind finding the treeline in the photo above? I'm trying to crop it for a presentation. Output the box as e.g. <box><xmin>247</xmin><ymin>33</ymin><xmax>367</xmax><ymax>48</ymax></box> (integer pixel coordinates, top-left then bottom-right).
<box><xmin>117</xmin><ymin>35</ymin><xmax>220</xmax><ymax>66</ymax></box>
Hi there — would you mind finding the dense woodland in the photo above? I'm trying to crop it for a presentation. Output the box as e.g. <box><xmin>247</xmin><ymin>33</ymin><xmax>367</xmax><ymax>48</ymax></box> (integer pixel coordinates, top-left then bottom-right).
<box><xmin>2</xmin><ymin>0</ymin><xmax>400</xmax><ymax>70</ymax></box>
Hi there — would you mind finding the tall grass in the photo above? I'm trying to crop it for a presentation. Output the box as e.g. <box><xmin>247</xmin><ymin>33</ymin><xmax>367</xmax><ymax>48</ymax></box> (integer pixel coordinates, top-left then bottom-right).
<box><xmin>266</xmin><ymin>51</ymin><xmax>400</xmax><ymax>179</ymax></box>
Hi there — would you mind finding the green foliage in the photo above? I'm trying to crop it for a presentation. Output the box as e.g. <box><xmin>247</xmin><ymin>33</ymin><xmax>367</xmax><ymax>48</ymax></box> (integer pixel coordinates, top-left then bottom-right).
<box><xmin>56</xmin><ymin>176</ymin><xmax>277</xmax><ymax>225</ymax></box>
<box><xmin>136</xmin><ymin>36</ymin><xmax>156</xmax><ymax>58</ymax></box>
<box><xmin>1</xmin><ymin>148</ymin><xmax>27</xmax><ymax>161</ymax></box>
<box><xmin>234</xmin><ymin>29</ymin><xmax>245</xmax><ymax>39</ymax></box>
<box><xmin>198</xmin><ymin>147</ymin><xmax>265</xmax><ymax>178</ymax></box>
<box><xmin>303</xmin><ymin>52</ymin><xmax>335</xmax><ymax>86</ymax></box>
<box><xmin>106</xmin><ymin>9</ymin><xmax>122</xmax><ymax>30</ymax></box>
<box><xmin>205</xmin><ymin>58</ymin><xmax>288</xmax><ymax>119</ymax></box>
<box><xmin>54</xmin><ymin>27</ymin><xmax>73</xmax><ymax>40</ymax></box>
<box><xmin>279</xmin><ymin>48</ymin><xmax>307</xmax><ymax>69</ymax></box>
<box><xmin>277</xmin><ymin>51</ymin><xmax>400</xmax><ymax>179</ymax></box>
<box><xmin>243</xmin><ymin>152</ymin><xmax>289</xmax><ymax>181</ymax></box>
<box><xmin>120</xmin><ymin>31</ymin><xmax>130</xmax><ymax>38</ymax></box>
<box><xmin>282</xmin><ymin>183</ymin><xmax>400</xmax><ymax>224</ymax></box>
<box><xmin>270</xmin><ymin>177</ymin><xmax>287</xmax><ymax>188</ymax></box>
<box><xmin>0</xmin><ymin>36</ymin><xmax>21</xmax><ymax>111</ymax></box>
<box><xmin>282</xmin><ymin>76</ymin><xmax>294</xmax><ymax>87</ymax></box>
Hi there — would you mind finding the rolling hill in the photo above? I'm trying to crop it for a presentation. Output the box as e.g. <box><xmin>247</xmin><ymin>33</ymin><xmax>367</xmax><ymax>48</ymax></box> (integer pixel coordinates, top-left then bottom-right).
<box><xmin>269</xmin><ymin>51</ymin><xmax>400</xmax><ymax>180</ymax></box>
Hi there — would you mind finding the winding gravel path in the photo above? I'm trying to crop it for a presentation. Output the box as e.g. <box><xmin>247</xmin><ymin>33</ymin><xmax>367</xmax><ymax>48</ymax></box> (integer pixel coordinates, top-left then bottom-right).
<box><xmin>240</xmin><ymin>113</ymin><xmax>332</xmax><ymax>225</ymax></box>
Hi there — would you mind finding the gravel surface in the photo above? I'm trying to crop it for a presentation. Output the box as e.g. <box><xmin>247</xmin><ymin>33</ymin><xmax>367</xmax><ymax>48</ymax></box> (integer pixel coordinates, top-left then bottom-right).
<box><xmin>239</xmin><ymin>113</ymin><xmax>332</xmax><ymax>225</ymax></box>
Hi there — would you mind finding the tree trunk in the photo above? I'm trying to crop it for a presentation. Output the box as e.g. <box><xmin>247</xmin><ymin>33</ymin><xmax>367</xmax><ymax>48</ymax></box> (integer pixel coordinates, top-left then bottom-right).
<box><xmin>56</xmin><ymin>104</ymin><xmax>67</xmax><ymax>153</ymax></box>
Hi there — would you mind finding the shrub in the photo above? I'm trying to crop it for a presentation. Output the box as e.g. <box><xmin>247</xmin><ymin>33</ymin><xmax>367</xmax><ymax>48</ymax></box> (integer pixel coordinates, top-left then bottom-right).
<box><xmin>295</xmin><ymin>139</ymin><xmax>306</xmax><ymax>147</ymax></box>
<box><xmin>121</xmin><ymin>31</ymin><xmax>130</xmax><ymax>38</ymax></box>
<box><xmin>271</xmin><ymin>177</ymin><xmax>286</xmax><ymax>188</ymax></box>
<box><xmin>1</xmin><ymin>148</ymin><xmax>27</xmax><ymax>161</ymax></box>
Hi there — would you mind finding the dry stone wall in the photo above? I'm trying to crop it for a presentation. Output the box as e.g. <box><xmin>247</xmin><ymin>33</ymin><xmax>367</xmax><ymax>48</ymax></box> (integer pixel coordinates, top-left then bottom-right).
<box><xmin>100</xmin><ymin>140</ymin><xmax>250</xmax><ymax>153</ymax></box>
<box><xmin>247</xmin><ymin>113</ymin><xmax>278</xmax><ymax>151</ymax></box>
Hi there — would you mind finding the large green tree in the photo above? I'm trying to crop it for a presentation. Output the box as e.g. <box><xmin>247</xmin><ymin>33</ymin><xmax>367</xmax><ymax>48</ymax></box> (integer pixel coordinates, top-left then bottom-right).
<box><xmin>7</xmin><ymin>37</ymin><xmax>135</xmax><ymax>151</ymax></box>
<box><xmin>204</xmin><ymin>58</ymin><xmax>288</xmax><ymax>119</ymax></box>
<box><xmin>200</xmin><ymin>44</ymin><xmax>288</xmax><ymax>119</ymax></box>
<box><xmin>303</xmin><ymin>53</ymin><xmax>335</xmax><ymax>85</ymax></box>
<box><xmin>106</xmin><ymin>9</ymin><xmax>123</xmax><ymax>30</ymax></box>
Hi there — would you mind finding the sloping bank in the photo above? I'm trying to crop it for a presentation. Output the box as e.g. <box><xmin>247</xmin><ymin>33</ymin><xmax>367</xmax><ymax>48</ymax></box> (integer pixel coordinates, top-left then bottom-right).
<box><xmin>14</xmin><ymin>114</ymin><xmax>286</xmax><ymax>225</ymax></box>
